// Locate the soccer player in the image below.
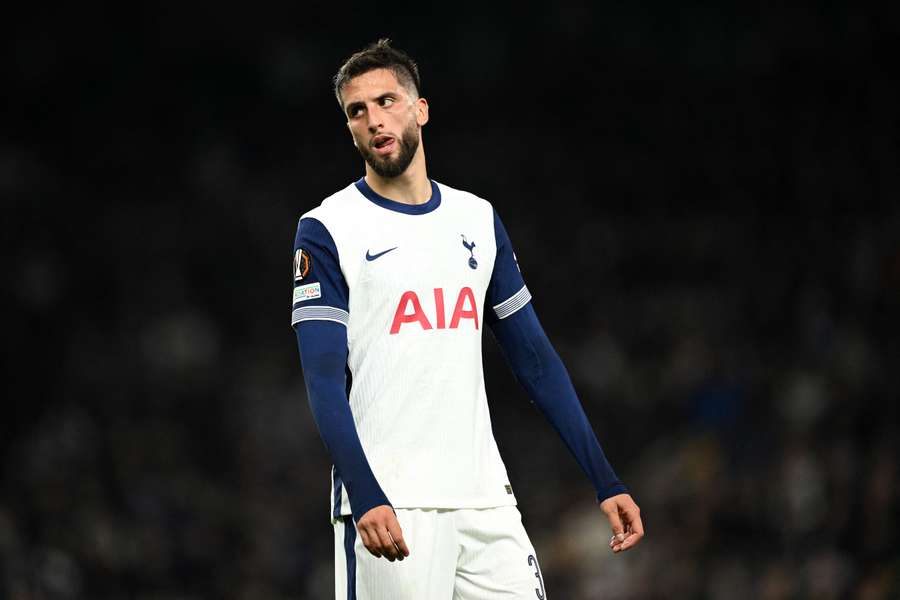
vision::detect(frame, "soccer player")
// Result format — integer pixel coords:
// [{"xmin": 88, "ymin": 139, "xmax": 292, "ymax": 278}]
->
[{"xmin": 292, "ymin": 39, "xmax": 643, "ymax": 599}]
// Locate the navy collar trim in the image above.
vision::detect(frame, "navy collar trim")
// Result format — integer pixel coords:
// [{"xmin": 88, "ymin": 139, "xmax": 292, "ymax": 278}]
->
[{"xmin": 355, "ymin": 177, "xmax": 441, "ymax": 215}]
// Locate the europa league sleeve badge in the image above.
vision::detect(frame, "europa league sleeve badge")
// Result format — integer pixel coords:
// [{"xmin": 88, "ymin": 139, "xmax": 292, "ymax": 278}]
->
[{"xmin": 294, "ymin": 248, "xmax": 312, "ymax": 282}]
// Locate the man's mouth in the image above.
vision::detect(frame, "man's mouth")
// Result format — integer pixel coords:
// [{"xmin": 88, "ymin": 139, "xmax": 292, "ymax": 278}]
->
[{"xmin": 372, "ymin": 135, "xmax": 396, "ymax": 155}]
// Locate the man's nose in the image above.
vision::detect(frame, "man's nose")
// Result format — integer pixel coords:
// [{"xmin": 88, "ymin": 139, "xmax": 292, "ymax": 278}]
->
[{"xmin": 366, "ymin": 106, "xmax": 384, "ymax": 132}]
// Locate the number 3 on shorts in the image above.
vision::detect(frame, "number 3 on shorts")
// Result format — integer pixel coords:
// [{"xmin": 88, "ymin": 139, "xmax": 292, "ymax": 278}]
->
[{"xmin": 528, "ymin": 554, "xmax": 546, "ymax": 599}]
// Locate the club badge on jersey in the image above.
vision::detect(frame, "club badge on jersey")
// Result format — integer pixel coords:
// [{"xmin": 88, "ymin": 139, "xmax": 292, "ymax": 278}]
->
[
  {"xmin": 461, "ymin": 234, "xmax": 477, "ymax": 269},
  {"xmin": 294, "ymin": 248, "xmax": 311, "ymax": 282}
]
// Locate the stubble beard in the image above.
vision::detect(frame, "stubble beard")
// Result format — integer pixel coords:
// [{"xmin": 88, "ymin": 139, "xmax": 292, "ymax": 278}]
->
[{"xmin": 358, "ymin": 120, "xmax": 420, "ymax": 179}]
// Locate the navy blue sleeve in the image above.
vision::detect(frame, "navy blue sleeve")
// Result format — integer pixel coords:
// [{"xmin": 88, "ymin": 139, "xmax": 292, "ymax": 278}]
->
[
  {"xmin": 296, "ymin": 321, "xmax": 391, "ymax": 521},
  {"xmin": 291, "ymin": 217, "xmax": 390, "ymax": 521},
  {"xmin": 485, "ymin": 209, "xmax": 531, "ymax": 324},
  {"xmin": 291, "ymin": 217, "xmax": 350, "ymax": 328},
  {"xmin": 487, "ymin": 220, "xmax": 628, "ymax": 503}
]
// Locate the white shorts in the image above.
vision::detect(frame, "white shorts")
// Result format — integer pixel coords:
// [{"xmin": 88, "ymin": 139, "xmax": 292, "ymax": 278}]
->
[{"xmin": 334, "ymin": 506, "xmax": 548, "ymax": 599}]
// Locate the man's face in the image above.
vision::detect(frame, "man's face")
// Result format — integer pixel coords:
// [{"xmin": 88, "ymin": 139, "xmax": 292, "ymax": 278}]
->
[{"xmin": 341, "ymin": 68, "xmax": 428, "ymax": 178}]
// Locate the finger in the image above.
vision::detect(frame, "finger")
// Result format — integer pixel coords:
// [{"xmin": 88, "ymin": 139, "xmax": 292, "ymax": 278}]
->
[
  {"xmin": 386, "ymin": 520, "xmax": 410, "ymax": 558},
  {"xmin": 613, "ymin": 506, "xmax": 643, "ymax": 552},
  {"xmin": 358, "ymin": 527, "xmax": 382, "ymax": 558},
  {"xmin": 375, "ymin": 527, "xmax": 399, "ymax": 561},
  {"xmin": 619, "ymin": 512, "xmax": 644, "ymax": 551},
  {"xmin": 605, "ymin": 504, "xmax": 625, "ymax": 539},
  {"xmin": 619, "ymin": 535, "xmax": 641, "ymax": 551},
  {"xmin": 626, "ymin": 507, "xmax": 644, "ymax": 536},
  {"xmin": 617, "ymin": 533, "xmax": 640, "ymax": 551},
  {"xmin": 387, "ymin": 532, "xmax": 405, "ymax": 561}
]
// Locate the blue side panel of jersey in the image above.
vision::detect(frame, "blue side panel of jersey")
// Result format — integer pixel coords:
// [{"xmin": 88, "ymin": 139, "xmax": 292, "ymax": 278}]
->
[
  {"xmin": 331, "ymin": 363, "xmax": 354, "ymax": 519},
  {"xmin": 485, "ymin": 209, "xmax": 528, "ymax": 324},
  {"xmin": 332, "ymin": 467, "xmax": 343, "ymax": 519},
  {"xmin": 292, "ymin": 217, "xmax": 350, "ymax": 324}
]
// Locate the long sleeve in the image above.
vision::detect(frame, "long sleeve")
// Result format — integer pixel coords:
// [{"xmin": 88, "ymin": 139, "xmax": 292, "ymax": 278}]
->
[
  {"xmin": 295, "ymin": 320, "xmax": 390, "ymax": 521},
  {"xmin": 291, "ymin": 216, "xmax": 390, "ymax": 521},
  {"xmin": 485, "ymin": 208, "xmax": 627, "ymax": 502},
  {"xmin": 489, "ymin": 304, "xmax": 627, "ymax": 502}
]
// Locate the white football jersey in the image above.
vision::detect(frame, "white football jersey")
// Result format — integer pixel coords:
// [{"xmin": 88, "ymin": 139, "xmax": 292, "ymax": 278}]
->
[{"xmin": 292, "ymin": 178, "xmax": 532, "ymax": 519}]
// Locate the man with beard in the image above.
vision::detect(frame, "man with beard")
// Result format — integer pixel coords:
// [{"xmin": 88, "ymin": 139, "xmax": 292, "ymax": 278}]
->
[{"xmin": 291, "ymin": 39, "xmax": 643, "ymax": 599}]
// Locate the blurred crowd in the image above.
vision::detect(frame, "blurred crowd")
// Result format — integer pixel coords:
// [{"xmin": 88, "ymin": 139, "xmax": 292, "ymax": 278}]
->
[{"xmin": 4, "ymin": 3, "xmax": 899, "ymax": 599}]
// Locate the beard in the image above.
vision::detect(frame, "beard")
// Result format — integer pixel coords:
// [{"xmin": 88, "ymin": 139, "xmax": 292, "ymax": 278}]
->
[{"xmin": 357, "ymin": 120, "xmax": 420, "ymax": 178}]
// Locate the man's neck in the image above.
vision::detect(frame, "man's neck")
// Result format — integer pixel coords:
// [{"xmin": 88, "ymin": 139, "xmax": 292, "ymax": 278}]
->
[{"xmin": 365, "ymin": 154, "xmax": 431, "ymax": 205}]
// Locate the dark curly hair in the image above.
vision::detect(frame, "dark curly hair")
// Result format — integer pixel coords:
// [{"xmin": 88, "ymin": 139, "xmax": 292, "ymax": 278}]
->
[{"xmin": 333, "ymin": 39, "xmax": 422, "ymax": 107}]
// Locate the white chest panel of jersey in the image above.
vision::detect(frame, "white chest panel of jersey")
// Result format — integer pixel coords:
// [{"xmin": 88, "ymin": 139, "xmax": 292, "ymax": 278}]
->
[{"xmin": 303, "ymin": 181, "xmax": 516, "ymax": 516}]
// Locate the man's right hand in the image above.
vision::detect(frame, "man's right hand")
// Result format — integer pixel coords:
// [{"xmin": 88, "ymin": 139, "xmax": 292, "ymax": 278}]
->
[{"xmin": 356, "ymin": 505, "xmax": 410, "ymax": 561}]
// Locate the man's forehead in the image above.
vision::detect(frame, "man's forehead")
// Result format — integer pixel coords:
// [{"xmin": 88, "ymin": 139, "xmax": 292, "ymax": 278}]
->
[{"xmin": 342, "ymin": 69, "xmax": 407, "ymax": 101}]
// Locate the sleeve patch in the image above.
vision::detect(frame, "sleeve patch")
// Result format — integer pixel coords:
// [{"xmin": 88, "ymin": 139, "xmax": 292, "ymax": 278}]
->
[
  {"xmin": 294, "ymin": 248, "xmax": 312, "ymax": 282},
  {"xmin": 293, "ymin": 282, "xmax": 322, "ymax": 303}
]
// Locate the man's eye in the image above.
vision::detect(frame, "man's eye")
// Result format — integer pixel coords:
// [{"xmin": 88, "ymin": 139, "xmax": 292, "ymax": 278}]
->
[
  {"xmin": 381, "ymin": 97, "xmax": 395, "ymax": 107},
  {"xmin": 349, "ymin": 106, "xmax": 363, "ymax": 117}
]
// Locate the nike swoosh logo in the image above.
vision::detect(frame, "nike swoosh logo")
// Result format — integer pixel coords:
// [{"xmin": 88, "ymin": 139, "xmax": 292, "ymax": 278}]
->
[{"xmin": 366, "ymin": 247, "xmax": 398, "ymax": 261}]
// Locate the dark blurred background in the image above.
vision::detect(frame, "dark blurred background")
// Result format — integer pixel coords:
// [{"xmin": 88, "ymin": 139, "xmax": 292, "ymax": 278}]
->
[{"xmin": 3, "ymin": 3, "xmax": 899, "ymax": 599}]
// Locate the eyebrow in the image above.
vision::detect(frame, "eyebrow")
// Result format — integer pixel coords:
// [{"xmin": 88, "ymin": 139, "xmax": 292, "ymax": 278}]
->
[{"xmin": 345, "ymin": 93, "xmax": 399, "ymax": 116}]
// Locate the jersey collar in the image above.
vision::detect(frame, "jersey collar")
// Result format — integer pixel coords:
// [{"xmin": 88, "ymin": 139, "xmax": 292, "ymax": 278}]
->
[{"xmin": 355, "ymin": 177, "xmax": 442, "ymax": 215}]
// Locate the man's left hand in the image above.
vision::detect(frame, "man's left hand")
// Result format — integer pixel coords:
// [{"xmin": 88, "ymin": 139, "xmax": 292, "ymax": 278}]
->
[{"xmin": 600, "ymin": 493, "xmax": 644, "ymax": 553}]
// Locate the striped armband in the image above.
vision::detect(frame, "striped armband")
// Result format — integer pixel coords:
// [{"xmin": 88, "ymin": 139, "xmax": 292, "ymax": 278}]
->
[
  {"xmin": 291, "ymin": 306, "xmax": 350, "ymax": 327},
  {"xmin": 492, "ymin": 285, "xmax": 532, "ymax": 320}
]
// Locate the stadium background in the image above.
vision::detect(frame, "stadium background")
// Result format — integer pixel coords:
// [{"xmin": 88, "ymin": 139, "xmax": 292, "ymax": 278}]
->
[{"xmin": 3, "ymin": 4, "xmax": 898, "ymax": 599}]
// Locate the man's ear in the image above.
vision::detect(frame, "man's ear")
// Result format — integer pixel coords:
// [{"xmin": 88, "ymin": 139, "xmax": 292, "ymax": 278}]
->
[{"xmin": 415, "ymin": 97, "xmax": 429, "ymax": 126}]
